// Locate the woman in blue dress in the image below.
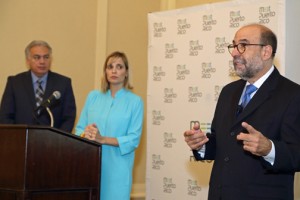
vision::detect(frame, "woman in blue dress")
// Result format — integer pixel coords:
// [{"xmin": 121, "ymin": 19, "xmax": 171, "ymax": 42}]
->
[{"xmin": 75, "ymin": 51, "xmax": 144, "ymax": 200}]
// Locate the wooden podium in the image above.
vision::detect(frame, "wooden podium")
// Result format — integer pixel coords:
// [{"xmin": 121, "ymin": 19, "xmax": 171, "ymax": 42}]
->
[{"xmin": 0, "ymin": 125, "xmax": 101, "ymax": 200}]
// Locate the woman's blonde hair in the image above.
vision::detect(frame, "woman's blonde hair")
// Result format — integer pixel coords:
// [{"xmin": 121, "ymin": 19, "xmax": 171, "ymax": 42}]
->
[{"xmin": 100, "ymin": 51, "xmax": 133, "ymax": 92}]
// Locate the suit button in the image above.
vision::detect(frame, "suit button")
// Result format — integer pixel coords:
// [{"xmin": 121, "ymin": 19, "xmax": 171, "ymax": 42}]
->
[
  {"xmin": 230, "ymin": 132, "xmax": 235, "ymax": 136},
  {"xmin": 224, "ymin": 157, "xmax": 230, "ymax": 162}
]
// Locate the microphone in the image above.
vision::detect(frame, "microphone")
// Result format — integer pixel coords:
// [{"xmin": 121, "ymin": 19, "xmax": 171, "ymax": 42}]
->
[
  {"xmin": 33, "ymin": 91, "xmax": 61, "ymax": 127},
  {"xmin": 35, "ymin": 91, "xmax": 61, "ymax": 113},
  {"xmin": 40, "ymin": 91, "xmax": 61, "ymax": 108},
  {"xmin": 34, "ymin": 91, "xmax": 61, "ymax": 127}
]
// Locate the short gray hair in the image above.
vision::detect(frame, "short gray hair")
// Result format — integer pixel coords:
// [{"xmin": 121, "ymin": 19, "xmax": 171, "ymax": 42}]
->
[{"xmin": 25, "ymin": 40, "xmax": 52, "ymax": 58}]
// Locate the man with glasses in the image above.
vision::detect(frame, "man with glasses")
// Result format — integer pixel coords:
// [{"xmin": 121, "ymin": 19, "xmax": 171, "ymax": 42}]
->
[
  {"xmin": 184, "ymin": 23, "xmax": 300, "ymax": 200},
  {"xmin": 0, "ymin": 40, "xmax": 76, "ymax": 132}
]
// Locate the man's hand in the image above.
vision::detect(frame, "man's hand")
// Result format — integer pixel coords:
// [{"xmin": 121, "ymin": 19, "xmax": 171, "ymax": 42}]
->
[
  {"xmin": 237, "ymin": 122, "xmax": 272, "ymax": 156},
  {"xmin": 184, "ymin": 122, "xmax": 209, "ymax": 150}
]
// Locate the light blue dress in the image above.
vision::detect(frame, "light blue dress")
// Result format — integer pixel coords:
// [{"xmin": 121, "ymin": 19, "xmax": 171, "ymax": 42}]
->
[{"xmin": 75, "ymin": 88, "xmax": 144, "ymax": 200}]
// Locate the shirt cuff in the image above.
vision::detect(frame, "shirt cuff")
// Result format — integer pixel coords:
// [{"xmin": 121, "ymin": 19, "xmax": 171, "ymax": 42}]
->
[
  {"xmin": 263, "ymin": 140, "xmax": 275, "ymax": 165},
  {"xmin": 197, "ymin": 144, "xmax": 206, "ymax": 158}
]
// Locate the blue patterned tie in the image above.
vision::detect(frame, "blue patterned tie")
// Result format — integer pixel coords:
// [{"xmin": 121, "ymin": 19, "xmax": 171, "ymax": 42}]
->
[
  {"xmin": 241, "ymin": 84, "xmax": 257, "ymax": 108},
  {"xmin": 35, "ymin": 79, "xmax": 44, "ymax": 107}
]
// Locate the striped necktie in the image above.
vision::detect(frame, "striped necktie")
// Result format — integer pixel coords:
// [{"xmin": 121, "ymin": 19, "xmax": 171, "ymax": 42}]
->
[{"xmin": 35, "ymin": 79, "xmax": 44, "ymax": 107}]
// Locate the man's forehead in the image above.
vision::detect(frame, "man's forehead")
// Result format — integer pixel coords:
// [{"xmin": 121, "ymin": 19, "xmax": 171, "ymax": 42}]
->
[
  {"xmin": 30, "ymin": 46, "xmax": 50, "ymax": 55},
  {"xmin": 30, "ymin": 45, "xmax": 49, "ymax": 51},
  {"xmin": 233, "ymin": 27, "xmax": 260, "ymax": 43}
]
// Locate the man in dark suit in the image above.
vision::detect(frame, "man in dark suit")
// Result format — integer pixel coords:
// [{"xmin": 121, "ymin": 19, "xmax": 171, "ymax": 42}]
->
[
  {"xmin": 184, "ymin": 24, "xmax": 300, "ymax": 200},
  {"xmin": 0, "ymin": 40, "xmax": 76, "ymax": 132}
]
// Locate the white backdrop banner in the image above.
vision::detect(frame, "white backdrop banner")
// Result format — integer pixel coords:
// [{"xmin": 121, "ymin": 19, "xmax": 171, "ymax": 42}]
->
[{"xmin": 146, "ymin": 0, "xmax": 285, "ymax": 199}]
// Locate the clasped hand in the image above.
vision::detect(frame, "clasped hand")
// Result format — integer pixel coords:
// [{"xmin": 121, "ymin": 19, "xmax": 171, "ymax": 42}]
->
[{"xmin": 84, "ymin": 123, "xmax": 101, "ymax": 141}]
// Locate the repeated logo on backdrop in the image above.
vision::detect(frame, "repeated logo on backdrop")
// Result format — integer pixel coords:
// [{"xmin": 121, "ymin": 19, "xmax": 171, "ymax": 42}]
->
[
  {"xmin": 176, "ymin": 65, "xmax": 190, "ymax": 80},
  {"xmin": 229, "ymin": 11, "xmax": 245, "ymax": 28},
  {"xmin": 164, "ymin": 88, "xmax": 177, "ymax": 103},
  {"xmin": 153, "ymin": 66, "xmax": 166, "ymax": 81},
  {"xmin": 202, "ymin": 14, "xmax": 217, "ymax": 31},
  {"xmin": 259, "ymin": 6, "xmax": 276, "ymax": 24},
  {"xmin": 187, "ymin": 179, "xmax": 202, "ymax": 196},
  {"xmin": 153, "ymin": 22, "xmax": 166, "ymax": 37},
  {"xmin": 152, "ymin": 110, "xmax": 165, "ymax": 125},
  {"xmin": 201, "ymin": 62, "xmax": 216, "ymax": 79},
  {"xmin": 163, "ymin": 177, "xmax": 176, "ymax": 193},
  {"xmin": 163, "ymin": 132, "xmax": 177, "ymax": 148},
  {"xmin": 165, "ymin": 43, "xmax": 178, "ymax": 58},
  {"xmin": 215, "ymin": 37, "xmax": 230, "ymax": 54},
  {"xmin": 188, "ymin": 87, "xmax": 202, "ymax": 103},
  {"xmin": 152, "ymin": 154, "xmax": 165, "ymax": 170},
  {"xmin": 177, "ymin": 18, "xmax": 191, "ymax": 35},
  {"xmin": 189, "ymin": 40, "xmax": 203, "ymax": 56}
]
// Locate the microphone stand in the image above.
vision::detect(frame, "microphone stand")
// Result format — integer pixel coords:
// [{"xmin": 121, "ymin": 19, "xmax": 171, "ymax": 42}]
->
[{"xmin": 45, "ymin": 106, "xmax": 54, "ymax": 127}]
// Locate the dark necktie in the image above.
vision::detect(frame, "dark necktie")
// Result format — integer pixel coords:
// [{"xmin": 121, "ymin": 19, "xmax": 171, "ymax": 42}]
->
[
  {"xmin": 241, "ymin": 84, "xmax": 257, "ymax": 108},
  {"xmin": 35, "ymin": 79, "xmax": 44, "ymax": 107}
]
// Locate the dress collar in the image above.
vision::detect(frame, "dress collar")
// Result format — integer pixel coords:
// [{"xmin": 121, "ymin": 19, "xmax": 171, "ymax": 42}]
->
[{"xmin": 107, "ymin": 88, "xmax": 126, "ymax": 98}]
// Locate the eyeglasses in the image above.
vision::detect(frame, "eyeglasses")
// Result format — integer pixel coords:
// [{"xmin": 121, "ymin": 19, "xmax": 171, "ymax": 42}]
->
[{"xmin": 227, "ymin": 43, "xmax": 266, "ymax": 55}]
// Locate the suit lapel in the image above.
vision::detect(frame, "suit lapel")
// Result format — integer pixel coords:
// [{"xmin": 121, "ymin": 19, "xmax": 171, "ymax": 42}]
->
[
  {"xmin": 233, "ymin": 68, "xmax": 280, "ymax": 127},
  {"xmin": 44, "ymin": 71, "xmax": 53, "ymax": 99},
  {"xmin": 229, "ymin": 81, "xmax": 245, "ymax": 122},
  {"xmin": 23, "ymin": 71, "xmax": 37, "ymax": 108}
]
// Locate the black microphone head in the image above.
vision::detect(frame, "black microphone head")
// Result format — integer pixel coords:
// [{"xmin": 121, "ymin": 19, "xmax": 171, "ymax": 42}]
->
[
  {"xmin": 53, "ymin": 91, "xmax": 61, "ymax": 100},
  {"xmin": 34, "ymin": 91, "xmax": 61, "ymax": 115}
]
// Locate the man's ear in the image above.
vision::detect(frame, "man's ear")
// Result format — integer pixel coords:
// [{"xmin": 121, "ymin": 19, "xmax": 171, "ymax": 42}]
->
[{"xmin": 262, "ymin": 45, "xmax": 273, "ymax": 60}]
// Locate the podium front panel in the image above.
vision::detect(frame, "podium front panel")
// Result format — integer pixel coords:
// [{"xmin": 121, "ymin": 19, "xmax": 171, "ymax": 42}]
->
[
  {"xmin": 0, "ymin": 125, "xmax": 101, "ymax": 200},
  {"xmin": 0, "ymin": 127, "xmax": 27, "ymax": 189},
  {"xmin": 26, "ymin": 128, "xmax": 100, "ymax": 189}
]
